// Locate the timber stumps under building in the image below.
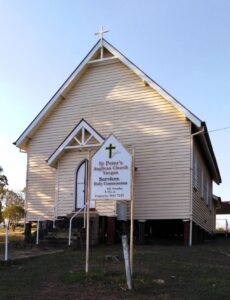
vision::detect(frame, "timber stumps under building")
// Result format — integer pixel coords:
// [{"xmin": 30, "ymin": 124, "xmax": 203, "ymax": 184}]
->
[{"xmin": 14, "ymin": 38, "xmax": 221, "ymax": 246}]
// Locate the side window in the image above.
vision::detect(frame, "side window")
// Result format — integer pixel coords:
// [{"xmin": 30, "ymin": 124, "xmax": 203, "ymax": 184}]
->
[
  {"xmin": 200, "ymin": 169, "xmax": 204, "ymax": 199},
  {"xmin": 193, "ymin": 154, "xmax": 198, "ymax": 190},
  {"xmin": 208, "ymin": 181, "xmax": 212, "ymax": 211},
  {"xmin": 209, "ymin": 194, "xmax": 212, "ymax": 211},
  {"xmin": 206, "ymin": 180, "xmax": 209, "ymax": 206},
  {"xmin": 75, "ymin": 160, "xmax": 88, "ymax": 210}
]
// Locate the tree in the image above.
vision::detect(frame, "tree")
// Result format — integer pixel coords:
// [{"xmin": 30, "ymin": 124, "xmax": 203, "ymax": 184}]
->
[
  {"xmin": 3, "ymin": 204, "xmax": 25, "ymax": 231},
  {"xmin": 0, "ymin": 167, "xmax": 25, "ymax": 225},
  {"xmin": 0, "ymin": 166, "xmax": 8, "ymax": 222},
  {"xmin": 0, "ymin": 166, "xmax": 8, "ymax": 196},
  {"xmin": 5, "ymin": 189, "xmax": 24, "ymax": 207}
]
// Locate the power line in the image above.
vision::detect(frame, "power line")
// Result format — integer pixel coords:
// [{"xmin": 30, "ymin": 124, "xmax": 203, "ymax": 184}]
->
[
  {"xmin": 124, "ymin": 125, "xmax": 230, "ymax": 146},
  {"xmin": 140, "ymin": 126, "xmax": 230, "ymax": 145},
  {"xmin": 208, "ymin": 126, "xmax": 230, "ymax": 133}
]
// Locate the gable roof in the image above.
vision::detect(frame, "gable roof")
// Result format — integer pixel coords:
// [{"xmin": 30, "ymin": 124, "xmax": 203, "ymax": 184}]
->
[
  {"xmin": 13, "ymin": 38, "xmax": 221, "ymax": 183},
  {"xmin": 14, "ymin": 38, "xmax": 202, "ymax": 150},
  {"xmin": 212, "ymin": 195, "xmax": 221, "ymax": 209},
  {"xmin": 47, "ymin": 119, "xmax": 104, "ymax": 167},
  {"xmin": 200, "ymin": 122, "xmax": 221, "ymax": 184}
]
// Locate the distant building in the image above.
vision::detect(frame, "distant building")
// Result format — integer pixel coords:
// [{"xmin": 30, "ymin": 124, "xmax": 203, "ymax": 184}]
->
[
  {"xmin": 216, "ymin": 200, "xmax": 229, "ymax": 233},
  {"xmin": 14, "ymin": 39, "xmax": 221, "ymax": 245}
]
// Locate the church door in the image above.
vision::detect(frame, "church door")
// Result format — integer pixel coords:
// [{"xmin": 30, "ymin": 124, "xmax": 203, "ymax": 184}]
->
[{"xmin": 75, "ymin": 159, "xmax": 95, "ymax": 210}]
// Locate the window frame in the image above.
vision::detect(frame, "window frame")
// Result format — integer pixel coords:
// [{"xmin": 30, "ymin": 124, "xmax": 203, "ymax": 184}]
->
[
  {"xmin": 193, "ymin": 153, "xmax": 198, "ymax": 191},
  {"xmin": 75, "ymin": 159, "xmax": 88, "ymax": 210}
]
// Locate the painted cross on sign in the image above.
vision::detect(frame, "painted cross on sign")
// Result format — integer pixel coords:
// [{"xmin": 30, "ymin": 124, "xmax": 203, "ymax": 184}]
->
[
  {"xmin": 106, "ymin": 143, "xmax": 116, "ymax": 158},
  {"xmin": 91, "ymin": 134, "xmax": 132, "ymax": 201}
]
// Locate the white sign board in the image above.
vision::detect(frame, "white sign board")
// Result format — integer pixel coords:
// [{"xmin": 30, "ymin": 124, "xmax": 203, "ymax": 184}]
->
[{"xmin": 91, "ymin": 134, "xmax": 132, "ymax": 201}]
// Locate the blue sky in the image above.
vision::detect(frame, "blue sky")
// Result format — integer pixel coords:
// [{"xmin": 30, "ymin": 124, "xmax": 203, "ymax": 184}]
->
[{"xmin": 0, "ymin": 0, "xmax": 230, "ymax": 199}]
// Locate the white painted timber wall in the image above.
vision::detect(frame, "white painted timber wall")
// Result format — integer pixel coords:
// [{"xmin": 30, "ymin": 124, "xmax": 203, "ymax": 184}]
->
[
  {"xmin": 192, "ymin": 141, "xmax": 215, "ymax": 232},
  {"xmin": 57, "ymin": 150, "xmax": 116, "ymax": 217},
  {"xmin": 26, "ymin": 60, "xmax": 191, "ymax": 221}
]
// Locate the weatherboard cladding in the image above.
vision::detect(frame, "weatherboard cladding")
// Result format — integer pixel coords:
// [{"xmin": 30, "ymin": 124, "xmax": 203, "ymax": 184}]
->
[
  {"xmin": 14, "ymin": 39, "xmax": 202, "ymax": 150},
  {"xmin": 192, "ymin": 141, "xmax": 215, "ymax": 232},
  {"xmin": 57, "ymin": 150, "xmax": 116, "ymax": 217},
  {"xmin": 15, "ymin": 39, "xmax": 221, "ymax": 183},
  {"xmin": 47, "ymin": 118, "xmax": 104, "ymax": 167},
  {"xmin": 25, "ymin": 59, "xmax": 191, "ymax": 221},
  {"xmin": 15, "ymin": 39, "xmax": 221, "ymax": 184}
]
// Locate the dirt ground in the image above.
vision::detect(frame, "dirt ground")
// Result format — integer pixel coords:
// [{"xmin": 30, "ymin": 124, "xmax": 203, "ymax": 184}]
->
[{"xmin": 1, "ymin": 238, "xmax": 230, "ymax": 299}]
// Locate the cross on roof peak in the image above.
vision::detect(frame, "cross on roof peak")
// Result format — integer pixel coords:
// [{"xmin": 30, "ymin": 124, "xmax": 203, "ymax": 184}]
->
[
  {"xmin": 94, "ymin": 26, "xmax": 110, "ymax": 59},
  {"xmin": 94, "ymin": 25, "xmax": 109, "ymax": 41}
]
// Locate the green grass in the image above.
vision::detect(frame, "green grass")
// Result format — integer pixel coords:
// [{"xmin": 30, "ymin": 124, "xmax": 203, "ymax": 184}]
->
[
  {"xmin": 0, "ymin": 229, "xmax": 24, "ymax": 244},
  {"xmin": 1, "ymin": 240, "xmax": 230, "ymax": 299}
]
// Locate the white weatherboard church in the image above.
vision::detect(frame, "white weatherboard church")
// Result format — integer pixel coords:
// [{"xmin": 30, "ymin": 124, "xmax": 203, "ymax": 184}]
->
[{"xmin": 15, "ymin": 33, "xmax": 221, "ymax": 245}]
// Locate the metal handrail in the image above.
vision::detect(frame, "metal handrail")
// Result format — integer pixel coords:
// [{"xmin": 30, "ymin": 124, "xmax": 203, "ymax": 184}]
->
[
  {"xmin": 35, "ymin": 204, "xmax": 86, "ymax": 246},
  {"xmin": 36, "ymin": 207, "xmax": 57, "ymax": 245},
  {"xmin": 68, "ymin": 206, "xmax": 86, "ymax": 246}
]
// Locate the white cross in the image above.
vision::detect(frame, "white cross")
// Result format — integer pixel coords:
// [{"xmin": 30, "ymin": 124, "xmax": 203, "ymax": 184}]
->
[
  {"xmin": 94, "ymin": 25, "xmax": 109, "ymax": 40},
  {"xmin": 95, "ymin": 26, "xmax": 109, "ymax": 59}
]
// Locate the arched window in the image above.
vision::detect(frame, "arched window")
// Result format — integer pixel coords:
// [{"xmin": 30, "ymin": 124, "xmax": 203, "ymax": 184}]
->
[{"xmin": 75, "ymin": 159, "xmax": 88, "ymax": 210}]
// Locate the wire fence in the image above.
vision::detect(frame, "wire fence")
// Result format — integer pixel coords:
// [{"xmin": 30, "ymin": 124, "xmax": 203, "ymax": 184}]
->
[{"xmin": 216, "ymin": 218, "xmax": 229, "ymax": 237}]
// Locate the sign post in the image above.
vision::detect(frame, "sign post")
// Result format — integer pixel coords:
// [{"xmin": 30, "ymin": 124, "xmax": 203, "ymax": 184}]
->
[
  {"xmin": 121, "ymin": 235, "xmax": 132, "ymax": 290},
  {"xmin": 130, "ymin": 148, "xmax": 135, "ymax": 275},
  {"xmin": 5, "ymin": 218, "xmax": 9, "ymax": 261},
  {"xmin": 89, "ymin": 134, "xmax": 134, "ymax": 288},
  {"xmin": 85, "ymin": 150, "xmax": 92, "ymax": 274}
]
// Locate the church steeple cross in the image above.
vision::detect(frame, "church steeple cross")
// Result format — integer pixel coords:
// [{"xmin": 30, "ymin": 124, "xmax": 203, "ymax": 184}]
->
[
  {"xmin": 95, "ymin": 25, "xmax": 109, "ymax": 40},
  {"xmin": 94, "ymin": 25, "xmax": 109, "ymax": 59}
]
